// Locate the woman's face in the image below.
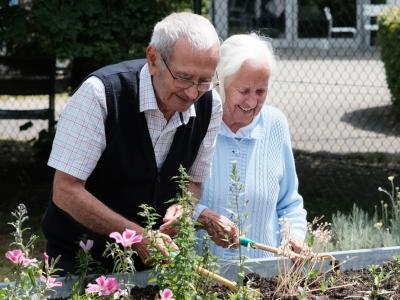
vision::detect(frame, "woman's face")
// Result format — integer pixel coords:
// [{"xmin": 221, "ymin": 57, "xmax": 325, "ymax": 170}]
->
[{"xmin": 223, "ymin": 61, "xmax": 270, "ymax": 133}]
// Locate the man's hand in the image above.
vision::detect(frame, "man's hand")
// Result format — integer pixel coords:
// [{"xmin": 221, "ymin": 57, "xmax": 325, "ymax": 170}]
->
[
  {"xmin": 159, "ymin": 204, "xmax": 183, "ymax": 237},
  {"xmin": 198, "ymin": 208, "xmax": 239, "ymax": 248},
  {"xmin": 133, "ymin": 231, "xmax": 179, "ymax": 264}
]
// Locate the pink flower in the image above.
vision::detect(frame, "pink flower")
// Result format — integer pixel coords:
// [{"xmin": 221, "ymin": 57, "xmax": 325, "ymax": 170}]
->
[
  {"xmin": 22, "ymin": 257, "xmax": 38, "ymax": 267},
  {"xmin": 5, "ymin": 249, "xmax": 24, "ymax": 265},
  {"xmin": 40, "ymin": 275, "xmax": 63, "ymax": 289},
  {"xmin": 5, "ymin": 249, "xmax": 37, "ymax": 267},
  {"xmin": 109, "ymin": 229, "xmax": 143, "ymax": 248},
  {"xmin": 79, "ymin": 239, "xmax": 94, "ymax": 253},
  {"xmin": 113, "ymin": 289, "xmax": 129, "ymax": 299},
  {"xmin": 86, "ymin": 282, "xmax": 101, "ymax": 294},
  {"xmin": 86, "ymin": 275, "xmax": 120, "ymax": 296},
  {"xmin": 44, "ymin": 252, "xmax": 49, "ymax": 264},
  {"xmin": 159, "ymin": 288, "xmax": 174, "ymax": 300}
]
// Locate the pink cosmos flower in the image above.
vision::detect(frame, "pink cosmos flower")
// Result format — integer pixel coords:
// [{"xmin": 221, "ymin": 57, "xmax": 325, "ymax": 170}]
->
[
  {"xmin": 5, "ymin": 249, "xmax": 37, "ymax": 267},
  {"xmin": 86, "ymin": 282, "xmax": 101, "ymax": 294},
  {"xmin": 86, "ymin": 275, "xmax": 120, "ymax": 296},
  {"xmin": 40, "ymin": 275, "xmax": 63, "ymax": 289},
  {"xmin": 79, "ymin": 239, "xmax": 94, "ymax": 253},
  {"xmin": 109, "ymin": 229, "xmax": 143, "ymax": 248},
  {"xmin": 159, "ymin": 288, "xmax": 174, "ymax": 300},
  {"xmin": 22, "ymin": 257, "xmax": 38, "ymax": 267},
  {"xmin": 5, "ymin": 249, "xmax": 24, "ymax": 265}
]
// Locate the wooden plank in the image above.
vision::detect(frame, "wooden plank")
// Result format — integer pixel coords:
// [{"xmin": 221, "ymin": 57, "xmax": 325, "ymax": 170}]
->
[
  {"xmin": 0, "ymin": 109, "xmax": 49, "ymax": 120},
  {"xmin": 0, "ymin": 57, "xmax": 56, "ymax": 132}
]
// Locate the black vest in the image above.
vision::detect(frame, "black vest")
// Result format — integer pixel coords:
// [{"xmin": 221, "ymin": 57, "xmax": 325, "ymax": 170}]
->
[{"xmin": 42, "ymin": 59, "xmax": 212, "ymax": 269}]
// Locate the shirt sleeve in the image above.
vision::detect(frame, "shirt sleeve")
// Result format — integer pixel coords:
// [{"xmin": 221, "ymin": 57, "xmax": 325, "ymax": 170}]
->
[
  {"xmin": 47, "ymin": 76, "xmax": 108, "ymax": 180},
  {"xmin": 188, "ymin": 89, "xmax": 223, "ymax": 183},
  {"xmin": 276, "ymin": 116, "xmax": 307, "ymax": 241}
]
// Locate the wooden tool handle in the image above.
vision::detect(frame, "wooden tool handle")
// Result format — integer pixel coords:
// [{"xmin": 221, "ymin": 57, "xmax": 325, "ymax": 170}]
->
[
  {"xmin": 254, "ymin": 242, "xmax": 305, "ymax": 259},
  {"xmin": 195, "ymin": 265, "xmax": 238, "ymax": 291}
]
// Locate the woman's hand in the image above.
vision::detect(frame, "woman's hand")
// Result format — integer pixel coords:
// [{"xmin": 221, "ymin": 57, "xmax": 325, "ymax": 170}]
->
[
  {"xmin": 289, "ymin": 239, "xmax": 308, "ymax": 254},
  {"xmin": 198, "ymin": 208, "xmax": 239, "ymax": 248}
]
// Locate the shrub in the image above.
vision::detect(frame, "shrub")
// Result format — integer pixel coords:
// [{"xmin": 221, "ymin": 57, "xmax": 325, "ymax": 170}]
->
[
  {"xmin": 313, "ymin": 176, "xmax": 400, "ymax": 252},
  {"xmin": 377, "ymin": 7, "xmax": 400, "ymax": 116},
  {"xmin": 0, "ymin": 0, "xmax": 193, "ymax": 88}
]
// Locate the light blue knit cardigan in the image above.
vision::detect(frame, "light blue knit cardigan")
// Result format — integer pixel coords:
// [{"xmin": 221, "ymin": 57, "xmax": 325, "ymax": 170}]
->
[{"xmin": 195, "ymin": 105, "xmax": 307, "ymax": 259}]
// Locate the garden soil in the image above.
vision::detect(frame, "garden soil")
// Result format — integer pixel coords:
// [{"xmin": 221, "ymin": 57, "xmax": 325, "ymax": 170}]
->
[{"xmin": 128, "ymin": 267, "xmax": 400, "ymax": 299}]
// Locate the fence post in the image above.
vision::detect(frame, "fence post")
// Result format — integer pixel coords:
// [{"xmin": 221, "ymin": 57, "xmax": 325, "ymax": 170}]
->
[
  {"xmin": 193, "ymin": 0, "xmax": 202, "ymax": 14},
  {"xmin": 48, "ymin": 58, "xmax": 56, "ymax": 136}
]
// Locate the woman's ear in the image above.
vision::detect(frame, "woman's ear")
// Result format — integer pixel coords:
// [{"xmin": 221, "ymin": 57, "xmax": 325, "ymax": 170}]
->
[{"xmin": 146, "ymin": 45, "xmax": 159, "ymax": 76}]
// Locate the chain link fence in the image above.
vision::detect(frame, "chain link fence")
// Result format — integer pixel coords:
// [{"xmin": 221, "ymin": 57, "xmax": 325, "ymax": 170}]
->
[
  {"xmin": 211, "ymin": 0, "xmax": 400, "ymax": 154},
  {"xmin": 209, "ymin": 0, "xmax": 400, "ymax": 216},
  {"xmin": 0, "ymin": 0, "xmax": 398, "ymax": 153}
]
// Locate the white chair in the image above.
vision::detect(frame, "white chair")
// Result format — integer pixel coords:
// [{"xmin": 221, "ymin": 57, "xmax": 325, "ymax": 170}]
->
[
  {"xmin": 363, "ymin": 4, "xmax": 394, "ymax": 46},
  {"xmin": 323, "ymin": 7, "xmax": 356, "ymax": 39},
  {"xmin": 363, "ymin": 4, "xmax": 390, "ymax": 31}
]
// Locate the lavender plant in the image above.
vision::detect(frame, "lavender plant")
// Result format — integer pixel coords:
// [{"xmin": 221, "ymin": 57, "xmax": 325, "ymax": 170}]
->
[{"xmin": 324, "ymin": 176, "xmax": 400, "ymax": 252}]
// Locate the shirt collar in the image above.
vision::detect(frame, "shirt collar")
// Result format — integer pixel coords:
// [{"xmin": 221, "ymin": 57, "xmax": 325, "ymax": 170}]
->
[
  {"xmin": 219, "ymin": 108, "xmax": 265, "ymax": 140},
  {"xmin": 139, "ymin": 63, "xmax": 196, "ymax": 124}
]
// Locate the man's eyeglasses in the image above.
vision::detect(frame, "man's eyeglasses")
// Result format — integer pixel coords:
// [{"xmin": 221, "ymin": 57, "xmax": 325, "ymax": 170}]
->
[{"xmin": 160, "ymin": 55, "xmax": 219, "ymax": 92}]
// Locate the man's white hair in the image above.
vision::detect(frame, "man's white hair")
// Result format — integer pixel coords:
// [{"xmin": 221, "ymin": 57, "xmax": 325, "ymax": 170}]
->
[
  {"xmin": 216, "ymin": 33, "xmax": 277, "ymax": 103},
  {"xmin": 150, "ymin": 12, "xmax": 220, "ymax": 61}
]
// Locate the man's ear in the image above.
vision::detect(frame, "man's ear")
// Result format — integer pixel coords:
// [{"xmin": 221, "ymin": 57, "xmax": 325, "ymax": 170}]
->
[{"xmin": 146, "ymin": 45, "xmax": 159, "ymax": 76}]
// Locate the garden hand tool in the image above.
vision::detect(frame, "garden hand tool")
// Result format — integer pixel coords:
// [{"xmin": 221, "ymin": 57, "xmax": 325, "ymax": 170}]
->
[
  {"xmin": 239, "ymin": 236, "xmax": 304, "ymax": 259},
  {"xmin": 170, "ymin": 252, "xmax": 237, "ymax": 291},
  {"xmin": 239, "ymin": 236, "xmax": 336, "ymax": 273},
  {"xmin": 195, "ymin": 265, "xmax": 238, "ymax": 291},
  {"xmin": 195, "ymin": 265, "xmax": 262, "ymax": 299}
]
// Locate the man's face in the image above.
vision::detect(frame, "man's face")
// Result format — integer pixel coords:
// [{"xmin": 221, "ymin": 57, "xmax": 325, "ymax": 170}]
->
[{"xmin": 147, "ymin": 38, "xmax": 219, "ymax": 119}]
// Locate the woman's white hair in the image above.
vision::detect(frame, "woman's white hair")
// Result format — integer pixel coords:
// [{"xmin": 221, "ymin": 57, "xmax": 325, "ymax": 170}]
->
[
  {"xmin": 150, "ymin": 12, "xmax": 220, "ymax": 61},
  {"xmin": 217, "ymin": 33, "xmax": 277, "ymax": 103}
]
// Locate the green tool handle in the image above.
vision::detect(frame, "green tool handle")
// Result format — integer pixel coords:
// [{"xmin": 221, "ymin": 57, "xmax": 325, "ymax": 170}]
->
[{"xmin": 239, "ymin": 236, "xmax": 256, "ymax": 248}]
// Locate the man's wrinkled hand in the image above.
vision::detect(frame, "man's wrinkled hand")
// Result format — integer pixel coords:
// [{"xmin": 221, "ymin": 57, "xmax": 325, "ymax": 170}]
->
[
  {"xmin": 160, "ymin": 204, "xmax": 183, "ymax": 237},
  {"xmin": 198, "ymin": 208, "xmax": 239, "ymax": 248},
  {"xmin": 133, "ymin": 231, "xmax": 179, "ymax": 265}
]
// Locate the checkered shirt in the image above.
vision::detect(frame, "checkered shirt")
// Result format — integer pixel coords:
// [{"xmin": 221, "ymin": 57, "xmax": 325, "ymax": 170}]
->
[{"xmin": 48, "ymin": 63, "xmax": 222, "ymax": 183}]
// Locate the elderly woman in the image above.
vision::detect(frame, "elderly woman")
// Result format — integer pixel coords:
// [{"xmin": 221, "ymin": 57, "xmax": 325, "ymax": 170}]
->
[{"xmin": 194, "ymin": 33, "xmax": 307, "ymax": 259}]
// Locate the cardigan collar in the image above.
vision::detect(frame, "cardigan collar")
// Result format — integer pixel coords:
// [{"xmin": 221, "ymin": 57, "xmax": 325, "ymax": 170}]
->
[{"xmin": 219, "ymin": 107, "xmax": 266, "ymax": 140}]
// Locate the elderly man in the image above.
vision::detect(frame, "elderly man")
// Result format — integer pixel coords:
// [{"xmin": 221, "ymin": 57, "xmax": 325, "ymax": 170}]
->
[{"xmin": 42, "ymin": 12, "xmax": 238, "ymax": 274}]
